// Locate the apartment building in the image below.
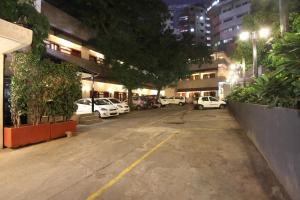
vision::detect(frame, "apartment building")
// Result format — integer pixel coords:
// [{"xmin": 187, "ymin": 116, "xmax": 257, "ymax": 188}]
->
[
  {"xmin": 165, "ymin": 52, "xmax": 232, "ymax": 101},
  {"xmin": 208, "ymin": 0, "xmax": 251, "ymax": 54},
  {"xmin": 168, "ymin": 4, "xmax": 211, "ymax": 46},
  {"xmin": 40, "ymin": 1, "xmax": 162, "ymax": 101}
]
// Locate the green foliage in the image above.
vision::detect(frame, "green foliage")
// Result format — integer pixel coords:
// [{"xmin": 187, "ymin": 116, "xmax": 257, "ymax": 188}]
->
[
  {"xmin": 228, "ymin": 14, "xmax": 300, "ymax": 109},
  {"xmin": 9, "ymin": 53, "xmax": 81, "ymax": 127},
  {"xmin": 0, "ymin": 0, "xmax": 49, "ymax": 56},
  {"xmin": 46, "ymin": 0, "xmax": 211, "ymax": 103}
]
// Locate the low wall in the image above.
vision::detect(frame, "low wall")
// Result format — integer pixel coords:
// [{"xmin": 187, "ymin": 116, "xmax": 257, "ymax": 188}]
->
[{"xmin": 228, "ymin": 102, "xmax": 300, "ymax": 200}]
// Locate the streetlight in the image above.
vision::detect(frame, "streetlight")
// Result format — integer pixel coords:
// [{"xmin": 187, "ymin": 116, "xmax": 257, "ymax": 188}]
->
[{"xmin": 239, "ymin": 27, "xmax": 271, "ymax": 78}]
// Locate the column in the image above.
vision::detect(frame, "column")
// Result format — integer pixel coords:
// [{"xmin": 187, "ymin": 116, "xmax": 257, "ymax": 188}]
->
[{"xmin": 0, "ymin": 54, "xmax": 4, "ymax": 148}]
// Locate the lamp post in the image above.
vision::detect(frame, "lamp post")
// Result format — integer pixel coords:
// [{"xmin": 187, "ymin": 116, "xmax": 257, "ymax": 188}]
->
[
  {"xmin": 239, "ymin": 28, "xmax": 271, "ymax": 78},
  {"xmin": 91, "ymin": 74, "xmax": 95, "ymax": 113}
]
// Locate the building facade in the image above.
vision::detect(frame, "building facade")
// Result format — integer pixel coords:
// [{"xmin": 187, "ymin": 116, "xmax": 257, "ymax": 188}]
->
[
  {"xmin": 168, "ymin": 4, "xmax": 211, "ymax": 46},
  {"xmin": 208, "ymin": 0, "xmax": 251, "ymax": 54},
  {"xmin": 41, "ymin": 1, "xmax": 163, "ymax": 101},
  {"xmin": 165, "ymin": 52, "xmax": 232, "ymax": 102}
]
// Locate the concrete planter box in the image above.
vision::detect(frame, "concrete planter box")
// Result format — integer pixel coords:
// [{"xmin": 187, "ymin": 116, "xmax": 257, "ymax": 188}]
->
[
  {"xmin": 4, "ymin": 123, "xmax": 51, "ymax": 148},
  {"xmin": 228, "ymin": 102, "xmax": 300, "ymax": 200},
  {"xmin": 50, "ymin": 120, "xmax": 76, "ymax": 139}
]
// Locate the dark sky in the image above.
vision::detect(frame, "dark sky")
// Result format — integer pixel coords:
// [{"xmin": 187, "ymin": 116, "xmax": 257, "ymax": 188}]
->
[{"xmin": 163, "ymin": 0, "xmax": 211, "ymax": 6}]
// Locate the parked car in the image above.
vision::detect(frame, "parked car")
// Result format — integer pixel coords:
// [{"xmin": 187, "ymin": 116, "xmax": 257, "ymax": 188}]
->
[
  {"xmin": 158, "ymin": 96, "xmax": 170, "ymax": 107},
  {"xmin": 128, "ymin": 96, "xmax": 148, "ymax": 110},
  {"xmin": 76, "ymin": 98, "xmax": 119, "ymax": 118},
  {"xmin": 104, "ymin": 98, "xmax": 130, "ymax": 114},
  {"xmin": 193, "ymin": 96, "xmax": 226, "ymax": 110},
  {"xmin": 163, "ymin": 96, "xmax": 186, "ymax": 106}
]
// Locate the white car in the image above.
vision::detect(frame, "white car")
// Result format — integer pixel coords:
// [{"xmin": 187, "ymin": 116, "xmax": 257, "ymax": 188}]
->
[
  {"xmin": 164, "ymin": 96, "xmax": 186, "ymax": 106},
  {"xmin": 76, "ymin": 98, "xmax": 119, "ymax": 118},
  {"xmin": 102, "ymin": 98, "xmax": 130, "ymax": 114},
  {"xmin": 158, "ymin": 97, "xmax": 170, "ymax": 107},
  {"xmin": 193, "ymin": 96, "xmax": 226, "ymax": 110}
]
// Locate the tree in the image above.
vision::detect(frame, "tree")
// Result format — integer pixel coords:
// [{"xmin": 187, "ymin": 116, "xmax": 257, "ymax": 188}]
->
[
  {"xmin": 0, "ymin": 0, "xmax": 49, "ymax": 56},
  {"xmin": 232, "ymin": 0, "xmax": 300, "ymax": 68},
  {"xmin": 146, "ymin": 31, "xmax": 211, "ymax": 99}
]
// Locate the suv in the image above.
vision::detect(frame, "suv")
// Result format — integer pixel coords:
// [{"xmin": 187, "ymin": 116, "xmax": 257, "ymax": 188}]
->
[
  {"xmin": 193, "ymin": 96, "xmax": 226, "ymax": 110},
  {"xmin": 164, "ymin": 96, "xmax": 186, "ymax": 106},
  {"xmin": 158, "ymin": 96, "xmax": 169, "ymax": 107}
]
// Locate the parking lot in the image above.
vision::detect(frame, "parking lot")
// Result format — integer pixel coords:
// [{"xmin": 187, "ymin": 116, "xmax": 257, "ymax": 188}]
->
[{"xmin": 0, "ymin": 105, "xmax": 289, "ymax": 200}]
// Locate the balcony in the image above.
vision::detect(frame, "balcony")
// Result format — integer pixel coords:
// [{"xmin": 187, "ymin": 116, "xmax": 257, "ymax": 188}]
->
[
  {"xmin": 46, "ymin": 48, "xmax": 107, "ymax": 76},
  {"xmin": 177, "ymin": 77, "xmax": 226, "ymax": 92}
]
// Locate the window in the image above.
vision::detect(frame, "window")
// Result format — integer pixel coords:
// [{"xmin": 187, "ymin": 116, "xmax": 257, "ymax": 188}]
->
[
  {"xmin": 194, "ymin": 75, "xmax": 200, "ymax": 80},
  {"xmin": 94, "ymin": 99, "xmax": 110, "ymax": 105},
  {"xmin": 203, "ymin": 73, "xmax": 216, "ymax": 79},
  {"xmin": 237, "ymin": 12, "xmax": 248, "ymax": 18},
  {"xmin": 77, "ymin": 99, "xmax": 85, "ymax": 105},
  {"xmin": 109, "ymin": 98, "xmax": 121, "ymax": 104},
  {"xmin": 242, "ymin": 1, "xmax": 248, "ymax": 5},
  {"xmin": 85, "ymin": 100, "xmax": 91, "ymax": 105},
  {"xmin": 71, "ymin": 49, "xmax": 81, "ymax": 58},
  {"xmin": 202, "ymin": 97, "xmax": 209, "ymax": 101},
  {"xmin": 223, "ymin": 17, "xmax": 233, "ymax": 23},
  {"xmin": 209, "ymin": 97, "xmax": 218, "ymax": 101}
]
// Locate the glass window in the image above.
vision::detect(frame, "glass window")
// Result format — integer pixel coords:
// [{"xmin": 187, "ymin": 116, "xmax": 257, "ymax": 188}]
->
[
  {"xmin": 85, "ymin": 100, "xmax": 91, "ymax": 105},
  {"xmin": 109, "ymin": 98, "xmax": 121, "ymax": 104},
  {"xmin": 209, "ymin": 97, "xmax": 218, "ymax": 101},
  {"xmin": 77, "ymin": 99, "xmax": 85, "ymax": 104},
  {"xmin": 202, "ymin": 97, "xmax": 209, "ymax": 101},
  {"xmin": 94, "ymin": 99, "xmax": 109, "ymax": 105}
]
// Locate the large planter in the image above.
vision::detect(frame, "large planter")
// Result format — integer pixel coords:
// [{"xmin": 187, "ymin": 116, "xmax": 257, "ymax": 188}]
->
[
  {"xmin": 4, "ymin": 123, "xmax": 51, "ymax": 148},
  {"xmin": 50, "ymin": 120, "xmax": 77, "ymax": 139}
]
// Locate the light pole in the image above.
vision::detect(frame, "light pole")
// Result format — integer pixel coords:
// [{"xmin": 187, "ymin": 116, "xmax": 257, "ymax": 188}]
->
[
  {"xmin": 239, "ymin": 28, "xmax": 271, "ymax": 78},
  {"xmin": 279, "ymin": 0, "xmax": 288, "ymax": 36}
]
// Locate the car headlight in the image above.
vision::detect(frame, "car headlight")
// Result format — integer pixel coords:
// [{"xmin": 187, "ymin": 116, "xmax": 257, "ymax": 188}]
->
[
  {"xmin": 117, "ymin": 105, "xmax": 123, "ymax": 108},
  {"xmin": 101, "ymin": 108, "xmax": 108, "ymax": 111}
]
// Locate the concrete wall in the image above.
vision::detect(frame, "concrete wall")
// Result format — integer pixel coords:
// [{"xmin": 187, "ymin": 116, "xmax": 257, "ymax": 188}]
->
[
  {"xmin": 228, "ymin": 102, "xmax": 300, "ymax": 200},
  {"xmin": 41, "ymin": 1, "xmax": 96, "ymax": 41}
]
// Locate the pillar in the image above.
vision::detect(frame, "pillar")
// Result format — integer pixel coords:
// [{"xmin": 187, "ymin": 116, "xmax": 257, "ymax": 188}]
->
[{"xmin": 0, "ymin": 54, "xmax": 4, "ymax": 148}]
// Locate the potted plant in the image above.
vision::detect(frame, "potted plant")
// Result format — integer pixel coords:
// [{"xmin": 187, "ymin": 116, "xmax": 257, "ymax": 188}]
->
[
  {"xmin": 4, "ymin": 53, "xmax": 51, "ymax": 148},
  {"xmin": 4, "ymin": 53, "xmax": 81, "ymax": 148}
]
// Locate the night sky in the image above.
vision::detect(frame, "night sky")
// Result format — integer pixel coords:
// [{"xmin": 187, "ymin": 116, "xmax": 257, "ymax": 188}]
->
[{"xmin": 163, "ymin": 0, "xmax": 211, "ymax": 6}]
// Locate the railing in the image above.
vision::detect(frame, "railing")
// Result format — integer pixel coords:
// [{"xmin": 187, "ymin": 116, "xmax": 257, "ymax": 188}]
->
[
  {"xmin": 46, "ymin": 48, "xmax": 106, "ymax": 75},
  {"xmin": 177, "ymin": 77, "xmax": 225, "ymax": 90}
]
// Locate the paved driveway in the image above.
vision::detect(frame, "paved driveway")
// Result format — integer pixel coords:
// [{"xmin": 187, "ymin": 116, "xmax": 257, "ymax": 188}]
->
[{"xmin": 0, "ymin": 106, "xmax": 289, "ymax": 200}]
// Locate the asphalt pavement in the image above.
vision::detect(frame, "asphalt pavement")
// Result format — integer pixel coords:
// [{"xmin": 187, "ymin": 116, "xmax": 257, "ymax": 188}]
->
[{"xmin": 0, "ymin": 105, "xmax": 290, "ymax": 200}]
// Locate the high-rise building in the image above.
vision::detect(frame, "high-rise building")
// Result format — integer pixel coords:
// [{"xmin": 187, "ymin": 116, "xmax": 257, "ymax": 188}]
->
[
  {"xmin": 207, "ymin": 0, "xmax": 251, "ymax": 54},
  {"xmin": 168, "ymin": 4, "xmax": 211, "ymax": 46}
]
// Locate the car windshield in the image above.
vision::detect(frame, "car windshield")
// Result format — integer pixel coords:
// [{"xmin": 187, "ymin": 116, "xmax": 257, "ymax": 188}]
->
[
  {"xmin": 94, "ymin": 99, "xmax": 110, "ymax": 105},
  {"xmin": 109, "ymin": 98, "xmax": 121, "ymax": 104}
]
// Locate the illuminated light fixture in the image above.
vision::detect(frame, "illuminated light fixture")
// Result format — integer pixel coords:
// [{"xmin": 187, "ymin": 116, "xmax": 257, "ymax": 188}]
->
[
  {"xmin": 259, "ymin": 27, "xmax": 271, "ymax": 38},
  {"xmin": 190, "ymin": 28, "xmax": 195, "ymax": 32},
  {"xmin": 48, "ymin": 34, "xmax": 81, "ymax": 49},
  {"xmin": 89, "ymin": 50, "xmax": 105, "ymax": 59},
  {"xmin": 239, "ymin": 31, "xmax": 250, "ymax": 41}
]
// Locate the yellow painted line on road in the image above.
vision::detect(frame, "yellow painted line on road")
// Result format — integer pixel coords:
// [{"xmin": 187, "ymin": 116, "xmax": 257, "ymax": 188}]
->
[{"xmin": 86, "ymin": 133, "xmax": 176, "ymax": 200}]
